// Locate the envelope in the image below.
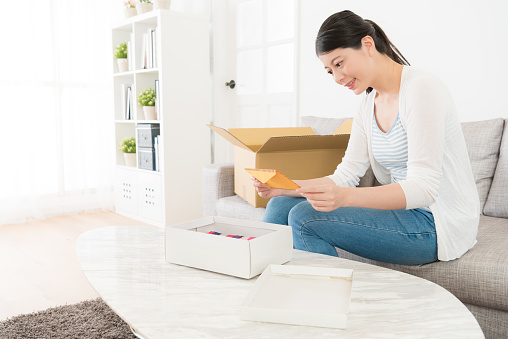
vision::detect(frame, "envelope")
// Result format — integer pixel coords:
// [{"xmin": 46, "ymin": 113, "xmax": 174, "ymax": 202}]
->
[{"xmin": 245, "ymin": 168, "xmax": 300, "ymax": 190}]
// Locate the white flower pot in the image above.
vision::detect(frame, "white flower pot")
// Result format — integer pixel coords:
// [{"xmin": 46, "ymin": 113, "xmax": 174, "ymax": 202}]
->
[
  {"xmin": 123, "ymin": 7, "xmax": 137, "ymax": 18},
  {"xmin": 137, "ymin": 3, "xmax": 154, "ymax": 15},
  {"xmin": 154, "ymin": 0, "xmax": 171, "ymax": 10},
  {"xmin": 116, "ymin": 58, "xmax": 129, "ymax": 73},
  {"xmin": 142, "ymin": 106, "xmax": 157, "ymax": 120},
  {"xmin": 124, "ymin": 153, "xmax": 137, "ymax": 167}
]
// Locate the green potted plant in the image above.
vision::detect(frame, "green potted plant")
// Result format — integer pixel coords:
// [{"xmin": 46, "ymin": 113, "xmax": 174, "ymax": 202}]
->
[
  {"xmin": 120, "ymin": 137, "xmax": 136, "ymax": 167},
  {"xmin": 138, "ymin": 87, "xmax": 157, "ymax": 120},
  {"xmin": 114, "ymin": 41, "xmax": 129, "ymax": 73},
  {"xmin": 137, "ymin": 0, "xmax": 153, "ymax": 14},
  {"xmin": 122, "ymin": 0, "xmax": 137, "ymax": 18}
]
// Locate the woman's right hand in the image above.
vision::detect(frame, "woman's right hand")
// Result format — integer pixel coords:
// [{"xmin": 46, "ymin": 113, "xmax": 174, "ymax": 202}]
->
[{"xmin": 252, "ymin": 177, "xmax": 284, "ymax": 199}]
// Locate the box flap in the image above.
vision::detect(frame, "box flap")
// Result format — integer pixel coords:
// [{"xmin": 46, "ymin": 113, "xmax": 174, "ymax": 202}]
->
[
  {"xmin": 228, "ymin": 127, "xmax": 315, "ymax": 152},
  {"xmin": 207, "ymin": 124, "xmax": 252, "ymax": 152},
  {"xmin": 257, "ymin": 134, "xmax": 350, "ymax": 153},
  {"xmin": 332, "ymin": 119, "xmax": 353, "ymax": 135}
]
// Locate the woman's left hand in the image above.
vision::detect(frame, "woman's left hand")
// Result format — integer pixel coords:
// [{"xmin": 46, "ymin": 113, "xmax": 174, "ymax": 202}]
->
[{"xmin": 296, "ymin": 185, "xmax": 346, "ymax": 212}]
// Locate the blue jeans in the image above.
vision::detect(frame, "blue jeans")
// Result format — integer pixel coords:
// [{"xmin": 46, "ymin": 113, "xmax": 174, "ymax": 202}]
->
[{"xmin": 262, "ymin": 196, "xmax": 438, "ymax": 265}]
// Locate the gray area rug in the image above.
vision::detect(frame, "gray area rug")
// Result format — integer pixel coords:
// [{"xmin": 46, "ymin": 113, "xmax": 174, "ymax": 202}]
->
[{"xmin": 0, "ymin": 298, "xmax": 134, "ymax": 339}]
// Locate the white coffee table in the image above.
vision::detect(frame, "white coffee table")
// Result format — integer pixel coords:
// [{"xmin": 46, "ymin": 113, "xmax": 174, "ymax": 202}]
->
[{"xmin": 76, "ymin": 226, "xmax": 484, "ymax": 338}]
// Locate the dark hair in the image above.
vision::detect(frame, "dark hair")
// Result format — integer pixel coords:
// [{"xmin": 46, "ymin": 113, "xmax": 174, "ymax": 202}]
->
[{"xmin": 316, "ymin": 10, "xmax": 410, "ymax": 94}]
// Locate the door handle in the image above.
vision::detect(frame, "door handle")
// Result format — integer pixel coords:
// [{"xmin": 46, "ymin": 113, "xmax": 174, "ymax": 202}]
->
[{"xmin": 225, "ymin": 80, "xmax": 236, "ymax": 89}]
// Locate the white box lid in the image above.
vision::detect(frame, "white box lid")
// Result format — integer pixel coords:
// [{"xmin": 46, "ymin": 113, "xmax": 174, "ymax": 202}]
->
[{"xmin": 239, "ymin": 264, "xmax": 353, "ymax": 329}]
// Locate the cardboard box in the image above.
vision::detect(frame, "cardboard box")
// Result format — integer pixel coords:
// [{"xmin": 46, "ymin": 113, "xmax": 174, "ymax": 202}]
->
[
  {"xmin": 208, "ymin": 120, "xmax": 352, "ymax": 207},
  {"xmin": 165, "ymin": 216, "xmax": 293, "ymax": 279},
  {"xmin": 239, "ymin": 264, "xmax": 354, "ymax": 329}
]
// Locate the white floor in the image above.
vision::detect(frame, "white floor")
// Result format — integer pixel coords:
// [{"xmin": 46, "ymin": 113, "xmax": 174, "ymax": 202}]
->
[{"xmin": 0, "ymin": 211, "xmax": 151, "ymax": 321}]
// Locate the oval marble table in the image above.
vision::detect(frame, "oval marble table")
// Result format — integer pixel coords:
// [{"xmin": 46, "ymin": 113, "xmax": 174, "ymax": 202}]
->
[{"xmin": 76, "ymin": 226, "xmax": 484, "ymax": 339}]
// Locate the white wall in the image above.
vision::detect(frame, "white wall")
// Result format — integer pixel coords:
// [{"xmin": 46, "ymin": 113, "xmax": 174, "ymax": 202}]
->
[{"xmin": 298, "ymin": 0, "xmax": 508, "ymax": 122}]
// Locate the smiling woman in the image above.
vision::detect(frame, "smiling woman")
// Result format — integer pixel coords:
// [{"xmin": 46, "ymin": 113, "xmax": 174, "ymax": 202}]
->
[
  {"xmin": 315, "ymin": 10, "xmax": 410, "ymax": 95},
  {"xmin": 256, "ymin": 9, "xmax": 480, "ymax": 266}
]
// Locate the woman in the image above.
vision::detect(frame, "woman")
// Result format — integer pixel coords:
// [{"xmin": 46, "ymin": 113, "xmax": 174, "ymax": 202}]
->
[{"xmin": 253, "ymin": 10, "xmax": 479, "ymax": 265}]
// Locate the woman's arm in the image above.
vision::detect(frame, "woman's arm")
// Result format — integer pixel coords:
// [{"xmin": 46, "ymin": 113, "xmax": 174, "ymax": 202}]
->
[
  {"xmin": 297, "ymin": 182, "xmax": 406, "ymax": 212},
  {"xmin": 253, "ymin": 177, "xmax": 335, "ymax": 198}
]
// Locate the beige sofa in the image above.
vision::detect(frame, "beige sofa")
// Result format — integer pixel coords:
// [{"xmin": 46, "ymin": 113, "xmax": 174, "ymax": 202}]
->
[{"xmin": 203, "ymin": 117, "xmax": 508, "ymax": 338}]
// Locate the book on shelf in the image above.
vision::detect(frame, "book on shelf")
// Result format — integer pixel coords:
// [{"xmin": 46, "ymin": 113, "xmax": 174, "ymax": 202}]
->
[
  {"xmin": 155, "ymin": 80, "xmax": 159, "ymax": 120},
  {"xmin": 150, "ymin": 28, "xmax": 156, "ymax": 68},
  {"xmin": 146, "ymin": 29, "xmax": 151, "ymax": 68},
  {"xmin": 141, "ymin": 33, "xmax": 147, "ymax": 69},
  {"xmin": 154, "ymin": 135, "xmax": 159, "ymax": 172},
  {"xmin": 126, "ymin": 86, "xmax": 132, "ymax": 120},
  {"xmin": 121, "ymin": 84, "xmax": 128, "ymax": 119},
  {"xmin": 154, "ymin": 27, "xmax": 160, "ymax": 68},
  {"xmin": 127, "ymin": 33, "xmax": 134, "ymax": 71},
  {"xmin": 120, "ymin": 83, "xmax": 133, "ymax": 120},
  {"xmin": 141, "ymin": 28, "xmax": 157, "ymax": 69}
]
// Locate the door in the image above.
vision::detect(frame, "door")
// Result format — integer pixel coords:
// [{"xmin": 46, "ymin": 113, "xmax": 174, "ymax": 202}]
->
[{"xmin": 212, "ymin": 0, "xmax": 299, "ymax": 163}]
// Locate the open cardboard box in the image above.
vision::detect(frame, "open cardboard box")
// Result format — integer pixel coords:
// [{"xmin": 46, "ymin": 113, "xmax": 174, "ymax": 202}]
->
[
  {"xmin": 208, "ymin": 120, "xmax": 353, "ymax": 207},
  {"xmin": 240, "ymin": 264, "xmax": 354, "ymax": 329},
  {"xmin": 165, "ymin": 216, "xmax": 293, "ymax": 279}
]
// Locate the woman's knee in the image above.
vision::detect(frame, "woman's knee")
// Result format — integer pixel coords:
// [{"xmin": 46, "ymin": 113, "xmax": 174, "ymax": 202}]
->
[
  {"xmin": 263, "ymin": 196, "xmax": 304, "ymax": 225},
  {"xmin": 288, "ymin": 201, "xmax": 316, "ymax": 226},
  {"xmin": 265, "ymin": 196, "xmax": 289, "ymax": 210}
]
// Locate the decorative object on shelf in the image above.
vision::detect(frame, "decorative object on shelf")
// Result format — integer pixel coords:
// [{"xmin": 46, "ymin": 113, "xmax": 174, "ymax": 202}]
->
[
  {"xmin": 122, "ymin": 0, "xmax": 137, "ymax": 18},
  {"xmin": 138, "ymin": 88, "xmax": 157, "ymax": 120},
  {"xmin": 120, "ymin": 137, "xmax": 137, "ymax": 167},
  {"xmin": 114, "ymin": 42, "xmax": 129, "ymax": 73},
  {"xmin": 154, "ymin": 0, "xmax": 171, "ymax": 10},
  {"xmin": 136, "ymin": 0, "xmax": 153, "ymax": 15}
]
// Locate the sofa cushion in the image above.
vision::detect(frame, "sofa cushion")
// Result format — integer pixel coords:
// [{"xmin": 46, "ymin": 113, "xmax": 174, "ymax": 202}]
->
[
  {"xmin": 335, "ymin": 215, "xmax": 508, "ymax": 312},
  {"xmin": 300, "ymin": 116, "xmax": 351, "ymax": 135},
  {"xmin": 484, "ymin": 119, "xmax": 508, "ymax": 218},
  {"xmin": 461, "ymin": 118, "xmax": 504, "ymax": 212},
  {"xmin": 216, "ymin": 195, "xmax": 265, "ymax": 221}
]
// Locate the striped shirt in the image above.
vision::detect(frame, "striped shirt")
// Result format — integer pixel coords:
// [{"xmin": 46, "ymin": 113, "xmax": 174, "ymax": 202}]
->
[{"xmin": 372, "ymin": 112, "xmax": 430, "ymax": 212}]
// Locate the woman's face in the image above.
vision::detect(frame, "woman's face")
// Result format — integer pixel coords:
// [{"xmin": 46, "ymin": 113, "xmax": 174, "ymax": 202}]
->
[{"xmin": 318, "ymin": 38, "xmax": 374, "ymax": 95}]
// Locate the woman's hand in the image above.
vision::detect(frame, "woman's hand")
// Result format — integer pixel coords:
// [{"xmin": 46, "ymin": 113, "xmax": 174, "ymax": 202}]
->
[
  {"xmin": 252, "ymin": 178, "xmax": 284, "ymax": 199},
  {"xmin": 296, "ymin": 185, "xmax": 347, "ymax": 212}
]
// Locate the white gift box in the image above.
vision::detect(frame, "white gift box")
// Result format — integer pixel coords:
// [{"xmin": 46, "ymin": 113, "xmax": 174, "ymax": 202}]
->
[
  {"xmin": 165, "ymin": 216, "xmax": 293, "ymax": 279},
  {"xmin": 240, "ymin": 264, "xmax": 354, "ymax": 329}
]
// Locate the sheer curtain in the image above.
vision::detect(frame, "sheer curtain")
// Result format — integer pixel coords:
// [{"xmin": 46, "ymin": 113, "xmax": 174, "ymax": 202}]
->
[{"xmin": 0, "ymin": 0, "xmax": 119, "ymax": 225}]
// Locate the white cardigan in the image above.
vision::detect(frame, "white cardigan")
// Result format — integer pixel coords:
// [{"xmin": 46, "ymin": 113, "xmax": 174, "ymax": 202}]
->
[{"xmin": 327, "ymin": 66, "xmax": 480, "ymax": 261}]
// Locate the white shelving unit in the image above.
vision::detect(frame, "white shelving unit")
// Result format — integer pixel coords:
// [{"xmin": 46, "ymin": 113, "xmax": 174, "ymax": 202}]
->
[{"xmin": 112, "ymin": 10, "xmax": 210, "ymax": 227}]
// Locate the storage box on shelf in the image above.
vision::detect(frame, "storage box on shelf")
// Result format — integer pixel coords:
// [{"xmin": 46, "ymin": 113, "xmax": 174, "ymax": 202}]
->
[{"xmin": 112, "ymin": 10, "xmax": 210, "ymax": 227}]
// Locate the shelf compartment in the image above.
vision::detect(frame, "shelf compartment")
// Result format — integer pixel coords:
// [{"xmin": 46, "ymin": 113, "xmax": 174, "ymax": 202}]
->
[
  {"xmin": 115, "ymin": 124, "xmax": 136, "ymax": 167},
  {"xmin": 114, "ymin": 76, "xmax": 135, "ymax": 121},
  {"xmin": 112, "ymin": 28, "xmax": 134, "ymax": 74},
  {"xmin": 135, "ymin": 72, "xmax": 160, "ymax": 121}
]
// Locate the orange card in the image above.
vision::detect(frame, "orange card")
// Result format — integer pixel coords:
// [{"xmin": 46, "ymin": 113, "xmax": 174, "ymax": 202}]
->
[{"xmin": 245, "ymin": 168, "xmax": 300, "ymax": 190}]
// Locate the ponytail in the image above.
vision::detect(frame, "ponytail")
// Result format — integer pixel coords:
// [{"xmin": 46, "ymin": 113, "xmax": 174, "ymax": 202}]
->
[
  {"xmin": 364, "ymin": 19, "xmax": 410, "ymax": 67},
  {"xmin": 316, "ymin": 10, "xmax": 410, "ymax": 94}
]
